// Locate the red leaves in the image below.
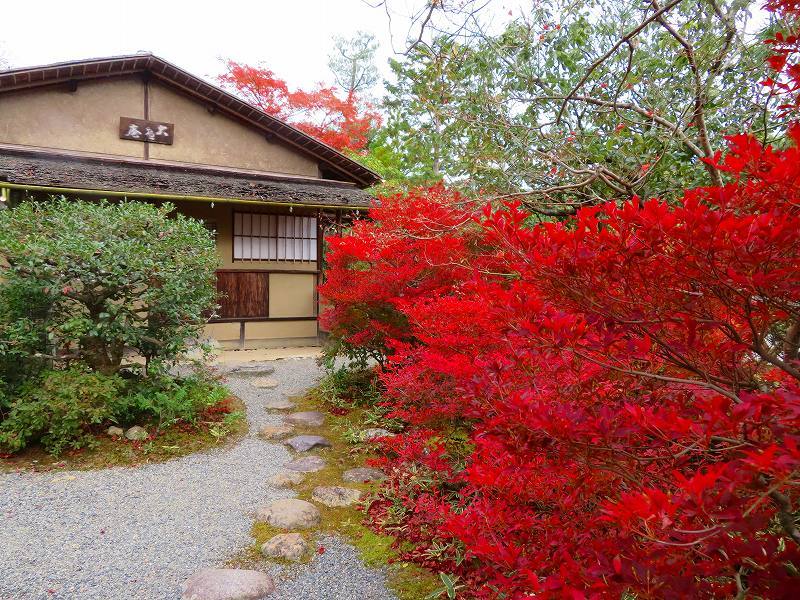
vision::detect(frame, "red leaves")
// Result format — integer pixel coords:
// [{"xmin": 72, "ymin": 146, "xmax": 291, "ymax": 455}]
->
[
  {"xmin": 320, "ymin": 129, "xmax": 800, "ymax": 598},
  {"xmin": 218, "ymin": 61, "xmax": 381, "ymax": 152},
  {"xmin": 763, "ymin": 1, "xmax": 800, "ymax": 117},
  {"xmin": 318, "ymin": 5, "xmax": 800, "ymax": 589}
]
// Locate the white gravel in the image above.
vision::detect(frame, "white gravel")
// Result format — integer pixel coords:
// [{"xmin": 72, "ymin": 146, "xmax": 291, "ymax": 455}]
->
[{"xmin": 0, "ymin": 357, "xmax": 397, "ymax": 600}]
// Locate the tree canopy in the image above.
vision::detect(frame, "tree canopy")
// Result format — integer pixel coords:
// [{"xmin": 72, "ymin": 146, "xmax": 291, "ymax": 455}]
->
[
  {"xmin": 374, "ymin": 0, "xmax": 787, "ymax": 213},
  {"xmin": 0, "ymin": 200, "xmax": 219, "ymax": 374}
]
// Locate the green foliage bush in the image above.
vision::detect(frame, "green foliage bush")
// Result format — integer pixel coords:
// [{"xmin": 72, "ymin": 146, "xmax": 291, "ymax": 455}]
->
[
  {"xmin": 0, "ymin": 367, "xmax": 229, "ymax": 456},
  {"xmin": 0, "ymin": 275, "xmax": 53, "ymax": 406},
  {"xmin": 0, "ymin": 367, "xmax": 124, "ymax": 456},
  {"xmin": 0, "ymin": 198, "xmax": 228, "ymax": 456},
  {"xmin": 0, "ymin": 198, "xmax": 220, "ymax": 374},
  {"xmin": 110, "ymin": 375, "xmax": 228, "ymax": 429}
]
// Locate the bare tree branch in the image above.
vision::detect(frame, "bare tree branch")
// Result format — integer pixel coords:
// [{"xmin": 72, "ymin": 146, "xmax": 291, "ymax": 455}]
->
[{"xmin": 556, "ymin": 0, "xmax": 686, "ymax": 124}]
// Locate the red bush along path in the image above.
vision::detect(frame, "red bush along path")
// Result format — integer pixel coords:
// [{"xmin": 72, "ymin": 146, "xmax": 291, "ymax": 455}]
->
[{"xmin": 319, "ymin": 3, "xmax": 800, "ymax": 598}]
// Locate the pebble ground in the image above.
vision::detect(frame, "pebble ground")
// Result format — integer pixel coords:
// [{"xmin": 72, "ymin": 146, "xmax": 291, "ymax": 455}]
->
[{"xmin": 0, "ymin": 357, "xmax": 397, "ymax": 600}]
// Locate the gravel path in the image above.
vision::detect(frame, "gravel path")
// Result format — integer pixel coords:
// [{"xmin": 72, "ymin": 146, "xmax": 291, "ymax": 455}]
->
[{"xmin": 0, "ymin": 357, "xmax": 397, "ymax": 600}]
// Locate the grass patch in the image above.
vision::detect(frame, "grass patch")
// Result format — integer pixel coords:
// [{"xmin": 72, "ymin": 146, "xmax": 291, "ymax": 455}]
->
[
  {"xmin": 230, "ymin": 378, "xmax": 441, "ymax": 600},
  {"xmin": 0, "ymin": 395, "xmax": 248, "ymax": 473}
]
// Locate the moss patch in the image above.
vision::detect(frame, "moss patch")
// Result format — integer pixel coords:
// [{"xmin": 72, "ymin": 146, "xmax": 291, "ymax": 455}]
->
[
  {"xmin": 0, "ymin": 396, "xmax": 248, "ymax": 473},
  {"xmin": 231, "ymin": 384, "xmax": 440, "ymax": 599}
]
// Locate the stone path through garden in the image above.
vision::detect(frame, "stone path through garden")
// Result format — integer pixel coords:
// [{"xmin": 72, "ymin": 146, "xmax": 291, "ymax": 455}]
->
[{"xmin": 0, "ymin": 357, "xmax": 397, "ymax": 600}]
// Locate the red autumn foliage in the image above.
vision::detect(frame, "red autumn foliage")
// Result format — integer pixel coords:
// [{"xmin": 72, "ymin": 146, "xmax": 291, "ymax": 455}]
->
[
  {"xmin": 218, "ymin": 61, "xmax": 381, "ymax": 152},
  {"xmin": 199, "ymin": 396, "xmax": 236, "ymax": 420},
  {"xmin": 764, "ymin": 0, "xmax": 800, "ymax": 116},
  {"xmin": 319, "ymin": 4, "xmax": 800, "ymax": 596},
  {"xmin": 321, "ymin": 130, "xmax": 800, "ymax": 597}
]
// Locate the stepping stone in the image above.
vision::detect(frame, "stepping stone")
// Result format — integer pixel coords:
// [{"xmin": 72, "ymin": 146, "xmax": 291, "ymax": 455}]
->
[
  {"xmin": 267, "ymin": 471, "xmax": 305, "ymax": 487},
  {"xmin": 257, "ymin": 424, "xmax": 295, "ymax": 440},
  {"xmin": 342, "ymin": 467, "xmax": 387, "ymax": 483},
  {"xmin": 360, "ymin": 428, "xmax": 394, "ymax": 441},
  {"xmin": 284, "ymin": 455, "xmax": 326, "ymax": 473},
  {"xmin": 284, "ymin": 411, "xmax": 325, "ymax": 427},
  {"xmin": 312, "ymin": 486, "xmax": 363, "ymax": 507},
  {"xmin": 264, "ymin": 397, "xmax": 294, "ymax": 410},
  {"xmin": 256, "ymin": 499, "xmax": 321, "ymax": 529},
  {"xmin": 251, "ymin": 377, "xmax": 278, "ymax": 389},
  {"xmin": 231, "ymin": 363, "xmax": 275, "ymax": 377},
  {"xmin": 284, "ymin": 435, "xmax": 332, "ymax": 452},
  {"xmin": 261, "ymin": 533, "xmax": 308, "ymax": 561},
  {"xmin": 181, "ymin": 568, "xmax": 275, "ymax": 599},
  {"xmin": 125, "ymin": 425, "xmax": 148, "ymax": 441},
  {"xmin": 106, "ymin": 426, "xmax": 124, "ymax": 437}
]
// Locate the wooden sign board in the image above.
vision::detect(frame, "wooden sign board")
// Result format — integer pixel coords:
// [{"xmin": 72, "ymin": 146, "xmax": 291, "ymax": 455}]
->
[{"xmin": 119, "ymin": 117, "xmax": 174, "ymax": 145}]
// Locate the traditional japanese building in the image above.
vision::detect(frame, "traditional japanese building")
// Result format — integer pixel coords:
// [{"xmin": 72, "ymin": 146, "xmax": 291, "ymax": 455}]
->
[{"xmin": 0, "ymin": 54, "xmax": 378, "ymax": 349}]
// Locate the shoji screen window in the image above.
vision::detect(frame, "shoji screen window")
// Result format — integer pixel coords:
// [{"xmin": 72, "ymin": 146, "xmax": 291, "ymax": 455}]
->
[{"xmin": 233, "ymin": 212, "xmax": 317, "ymax": 262}]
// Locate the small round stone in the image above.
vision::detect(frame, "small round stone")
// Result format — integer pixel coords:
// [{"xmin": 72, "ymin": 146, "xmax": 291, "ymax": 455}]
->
[
  {"xmin": 181, "ymin": 568, "xmax": 275, "ymax": 599},
  {"xmin": 261, "ymin": 533, "xmax": 308, "ymax": 562},
  {"xmin": 284, "ymin": 435, "xmax": 332, "ymax": 452},
  {"xmin": 267, "ymin": 471, "xmax": 305, "ymax": 487},
  {"xmin": 284, "ymin": 455, "xmax": 326, "ymax": 473},
  {"xmin": 342, "ymin": 467, "xmax": 387, "ymax": 483},
  {"xmin": 251, "ymin": 377, "xmax": 278, "ymax": 389},
  {"xmin": 311, "ymin": 486, "xmax": 363, "ymax": 507},
  {"xmin": 284, "ymin": 411, "xmax": 326, "ymax": 427},
  {"xmin": 124, "ymin": 425, "xmax": 148, "ymax": 441},
  {"xmin": 263, "ymin": 398, "xmax": 295, "ymax": 410},
  {"xmin": 360, "ymin": 428, "xmax": 394, "ymax": 441},
  {"xmin": 256, "ymin": 499, "xmax": 321, "ymax": 529},
  {"xmin": 106, "ymin": 426, "xmax": 124, "ymax": 437},
  {"xmin": 257, "ymin": 424, "xmax": 295, "ymax": 440}
]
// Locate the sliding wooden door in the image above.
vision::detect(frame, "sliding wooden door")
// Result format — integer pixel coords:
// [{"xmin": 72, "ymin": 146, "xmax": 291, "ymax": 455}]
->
[{"xmin": 215, "ymin": 271, "xmax": 269, "ymax": 319}]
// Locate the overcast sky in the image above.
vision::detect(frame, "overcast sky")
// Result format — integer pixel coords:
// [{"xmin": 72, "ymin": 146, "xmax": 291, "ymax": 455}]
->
[
  {"xmin": 0, "ymin": 0, "xmax": 417, "ymax": 92},
  {"xmin": 3, "ymin": 1, "xmax": 764, "ymax": 96}
]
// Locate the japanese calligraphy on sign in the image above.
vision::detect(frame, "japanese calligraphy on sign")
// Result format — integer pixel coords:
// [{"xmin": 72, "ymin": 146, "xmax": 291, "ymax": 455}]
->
[{"xmin": 119, "ymin": 117, "xmax": 174, "ymax": 145}]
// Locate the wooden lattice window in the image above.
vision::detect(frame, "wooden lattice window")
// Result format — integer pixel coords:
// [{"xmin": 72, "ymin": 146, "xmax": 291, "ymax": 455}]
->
[{"xmin": 233, "ymin": 212, "xmax": 317, "ymax": 262}]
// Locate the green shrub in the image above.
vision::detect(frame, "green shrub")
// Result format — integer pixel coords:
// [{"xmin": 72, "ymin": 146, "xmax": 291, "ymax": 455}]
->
[
  {"xmin": 315, "ymin": 366, "xmax": 382, "ymax": 407},
  {"xmin": 0, "ymin": 367, "xmax": 124, "ymax": 456},
  {"xmin": 111, "ymin": 375, "xmax": 228, "ymax": 428},
  {"xmin": 0, "ymin": 276, "xmax": 52, "ymax": 406},
  {"xmin": 0, "ymin": 199, "xmax": 220, "ymax": 374},
  {"xmin": 0, "ymin": 366, "xmax": 229, "ymax": 456}
]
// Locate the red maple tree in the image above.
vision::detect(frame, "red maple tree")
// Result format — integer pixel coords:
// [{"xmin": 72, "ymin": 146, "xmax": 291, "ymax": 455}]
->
[{"xmin": 218, "ymin": 61, "xmax": 381, "ymax": 153}]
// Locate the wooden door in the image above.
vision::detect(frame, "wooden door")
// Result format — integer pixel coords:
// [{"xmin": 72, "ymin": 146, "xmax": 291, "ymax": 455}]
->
[{"xmin": 216, "ymin": 271, "xmax": 269, "ymax": 319}]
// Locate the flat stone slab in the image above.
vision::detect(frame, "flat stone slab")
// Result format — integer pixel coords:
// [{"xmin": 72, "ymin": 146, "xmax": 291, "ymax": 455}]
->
[
  {"xmin": 257, "ymin": 424, "xmax": 295, "ymax": 440},
  {"xmin": 284, "ymin": 411, "xmax": 325, "ymax": 427},
  {"xmin": 342, "ymin": 467, "xmax": 387, "ymax": 483},
  {"xmin": 261, "ymin": 533, "xmax": 308, "ymax": 562},
  {"xmin": 312, "ymin": 486, "xmax": 363, "ymax": 508},
  {"xmin": 263, "ymin": 398, "xmax": 295, "ymax": 410},
  {"xmin": 284, "ymin": 435, "xmax": 332, "ymax": 452},
  {"xmin": 360, "ymin": 428, "xmax": 394, "ymax": 441},
  {"xmin": 284, "ymin": 455, "xmax": 326, "ymax": 473},
  {"xmin": 256, "ymin": 499, "xmax": 321, "ymax": 529},
  {"xmin": 251, "ymin": 377, "xmax": 278, "ymax": 389},
  {"xmin": 230, "ymin": 363, "xmax": 275, "ymax": 377},
  {"xmin": 181, "ymin": 568, "xmax": 275, "ymax": 600},
  {"xmin": 267, "ymin": 471, "xmax": 305, "ymax": 487}
]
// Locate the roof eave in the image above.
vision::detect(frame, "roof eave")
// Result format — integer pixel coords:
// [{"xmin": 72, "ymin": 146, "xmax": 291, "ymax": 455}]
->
[{"xmin": 0, "ymin": 53, "xmax": 382, "ymax": 188}]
